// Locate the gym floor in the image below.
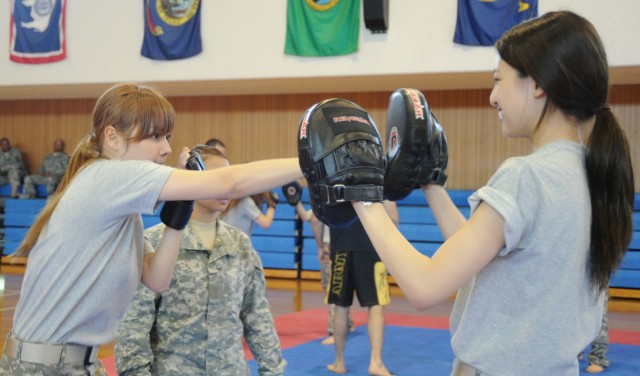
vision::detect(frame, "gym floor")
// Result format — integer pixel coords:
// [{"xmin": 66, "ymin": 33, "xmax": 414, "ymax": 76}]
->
[{"xmin": 1, "ymin": 267, "xmax": 639, "ymax": 360}]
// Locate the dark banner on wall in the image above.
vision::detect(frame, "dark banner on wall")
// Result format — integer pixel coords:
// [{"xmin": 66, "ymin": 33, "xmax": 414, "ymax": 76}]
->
[
  {"xmin": 10, "ymin": 0, "xmax": 67, "ymax": 64},
  {"xmin": 142, "ymin": 0, "xmax": 202, "ymax": 61},
  {"xmin": 285, "ymin": 0, "xmax": 360, "ymax": 57},
  {"xmin": 454, "ymin": 0, "xmax": 538, "ymax": 46}
]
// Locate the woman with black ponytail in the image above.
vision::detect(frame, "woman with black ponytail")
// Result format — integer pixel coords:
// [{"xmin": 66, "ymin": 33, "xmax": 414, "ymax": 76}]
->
[{"xmin": 349, "ymin": 11, "xmax": 634, "ymax": 376}]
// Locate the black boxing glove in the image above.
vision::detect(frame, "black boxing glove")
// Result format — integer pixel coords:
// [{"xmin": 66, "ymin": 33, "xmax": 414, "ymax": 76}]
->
[
  {"xmin": 160, "ymin": 150, "xmax": 205, "ymax": 230},
  {"xmin": 266, "ymin": 191, "xmax": 279, "ymax": 208},
  {"xmin": 282, "ymin": 181, "xmax": 302, "ymax": 206}
]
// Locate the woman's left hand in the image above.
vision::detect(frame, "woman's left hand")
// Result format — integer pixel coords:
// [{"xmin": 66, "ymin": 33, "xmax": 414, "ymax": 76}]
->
[{"xmin": 177, "ymin": 147, "xmax": 191, "ymax": 169}]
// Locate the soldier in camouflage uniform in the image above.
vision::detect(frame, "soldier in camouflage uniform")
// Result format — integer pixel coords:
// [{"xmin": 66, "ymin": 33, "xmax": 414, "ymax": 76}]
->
[
  {"xmin": 20, "ymin": 138, "xmax": 70, "ymax": 198},
  {"xmin": 115, "ymin": 145, "xmax": 286, "ymax": 376},
  {"xmin": 0, "ymin": 137, "xmax": 28, "ymax": 197},
  {"xmin": 579, "ymin": 291, "xmax": 610, "ymax": 373}
]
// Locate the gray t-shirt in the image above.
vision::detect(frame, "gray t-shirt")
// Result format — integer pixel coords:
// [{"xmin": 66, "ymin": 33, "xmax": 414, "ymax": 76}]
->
[
  {"xmin": 450, "ymin": 141, "xmax": 604, "ymax": 376},
  {"xmin": 13, "ymin": 159, "xmax": 173, "ymax": 345},
  {"xmin": 222, "ymin": 197, "xmax": 262, "ymax": 236}
]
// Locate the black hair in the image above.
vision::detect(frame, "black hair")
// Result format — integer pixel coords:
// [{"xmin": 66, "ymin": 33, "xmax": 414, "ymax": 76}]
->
[{"xmin": 496, "ymin": 11, "xmax": 635, "ymax": 292}]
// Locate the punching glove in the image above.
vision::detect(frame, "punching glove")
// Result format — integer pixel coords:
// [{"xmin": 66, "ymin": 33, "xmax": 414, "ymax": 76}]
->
[
  {"xmin": 266, "ymin": 191, "xmax": 279, "ymax": 208},
  {"xmin": 383, "ymin": 89, "xmax": 448, "ymax": 201},
  {"xmin": 282, "ymin": 181, "xmax": 302, "ymax": 206},
  {"xmin": 298, "ymin": 98, "xmax": 385, "ymax": 228},
  {"xmin": 160, "ymin": 150, "xmax": 206, "ymax": 230}
]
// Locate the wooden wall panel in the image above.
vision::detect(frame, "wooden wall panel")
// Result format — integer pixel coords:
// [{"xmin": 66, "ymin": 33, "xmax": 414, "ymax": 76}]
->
[{"xmin": 0, "ymin": 85, "xmax": 638, "ymax": 191}]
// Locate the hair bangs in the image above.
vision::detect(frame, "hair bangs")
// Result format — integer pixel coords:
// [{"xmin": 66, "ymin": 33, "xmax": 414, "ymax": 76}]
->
[{"xmin": 129, "ymin": 85, "xmax": 176, "ymax": 142}]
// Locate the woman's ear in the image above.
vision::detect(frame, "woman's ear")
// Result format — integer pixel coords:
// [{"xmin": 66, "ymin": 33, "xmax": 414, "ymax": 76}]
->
[
  {"xmin": 533, "ymin": 82, "xmax": 546, "ymax": 99},
  {"xmin": 103, "ymin": 125, "xmax": 121, "ymax": 153}
]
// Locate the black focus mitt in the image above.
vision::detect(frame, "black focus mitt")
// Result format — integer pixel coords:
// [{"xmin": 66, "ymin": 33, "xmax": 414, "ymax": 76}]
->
[
  {"xmin": 383, "ymin": 89, "xmax": 448, "ymax": 201},
  {"xmin": 298, "ymin": 98, "xmax": 385, "ymax": 228}
]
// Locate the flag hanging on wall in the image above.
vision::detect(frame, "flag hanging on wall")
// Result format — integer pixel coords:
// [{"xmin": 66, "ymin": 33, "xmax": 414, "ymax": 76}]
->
[
  {"xmin": 285, "ymin": 0, "xmax": 360, "ymax": 57},
  {"xmin": 454, "ymin": 0, "xmax": 538, "ymax": 46},
  {"xmin": 10, "ymin": 0, "xmax": 67, "ymax": 64},
  {"xmin": 142, "ymin": 0, "xmax": 202, "ymax": 61}
]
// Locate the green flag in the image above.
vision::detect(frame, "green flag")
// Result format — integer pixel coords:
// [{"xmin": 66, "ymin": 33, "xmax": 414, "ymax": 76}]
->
[{"xmin": 285, "ymin": 0, "xmax": 360, "ymax": 57}]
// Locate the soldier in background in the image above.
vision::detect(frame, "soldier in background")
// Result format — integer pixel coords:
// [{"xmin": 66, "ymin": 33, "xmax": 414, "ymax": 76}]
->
[
  {"xmin": 204, "ymin": 137, "xmax": 227, "ymax": 156},
  {"xmin": 20, "ymin": 138, "xmax": 70, "ymax": 199},
  {"xmin": 115, "ymin": 145, "xmax": 286, "ymax": 376},
  {"xmin": 0, "ymin": 137, "xmax": 28, "ymax": 198}
]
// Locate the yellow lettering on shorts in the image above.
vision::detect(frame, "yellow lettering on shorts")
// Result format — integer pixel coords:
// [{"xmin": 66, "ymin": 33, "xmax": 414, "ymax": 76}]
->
[
  {"xmin": 331, "ymin": 251, "xmax": 347, "ymax": 296},
  {"xmin": 374, "ymin": 261, "xmax": 390, "ymax": 306}
]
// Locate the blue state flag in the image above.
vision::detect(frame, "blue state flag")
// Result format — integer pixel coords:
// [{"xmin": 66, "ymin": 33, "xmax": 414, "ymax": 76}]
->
[
  {"xmin": 454, "ymin": 0, "xmax": 538, "ymax": 46},
  {"xmin": 10, "ymin": 0, "xmax": 66, "ymax": 64},
  {"xmin": 142, "ymin": 0, "xmax": 202, "ymax": 61}
]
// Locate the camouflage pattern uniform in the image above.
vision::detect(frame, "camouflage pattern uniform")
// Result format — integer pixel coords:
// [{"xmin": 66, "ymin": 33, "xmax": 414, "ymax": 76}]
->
[
  {"xmin": 588, "ymin": 291, "xmax": 610, "ymax": 368},
  {"xmin": 0, "ymin": 353, "xmax": 106, "ymax": 376},
  {"xmin": 22, "ymin": 151, "xmax": 70, "ymax": 197},
  {"xmin": 115, "ymin": 219, "xmax": 286, "ymax": 376},
  {"xmin": 0, "ymin": 147, "xmax": 27, "ymax": 193}
]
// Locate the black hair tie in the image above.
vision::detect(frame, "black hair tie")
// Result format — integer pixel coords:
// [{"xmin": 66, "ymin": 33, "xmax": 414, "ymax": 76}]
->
[{"xmin": 595, "ymin": 104, "xmax": 610, "ymax": 115}]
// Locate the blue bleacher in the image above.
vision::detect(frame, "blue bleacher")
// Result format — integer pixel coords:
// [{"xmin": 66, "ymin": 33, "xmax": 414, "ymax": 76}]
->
[
  {"xmin": 613, "ymin": 224, "xmax": 640, "ymax": 289},
  {"xmin": 2, "ymin": 186, "xmax": 639, "ymax": 292},
  {"xmin": 251, "ymin": 195, "xmax": 299, "ymax": 269},
  {"xmin": 251, "ymin": 235, "xmax": 297, "ymax": 269},
  {"xmin": 301, "ymin": 237, "xmax": 321, "ymax": 271},
  {"xmin": 0, "ymin": 184, "xmax": 48, "ymax": 198},
  {"xmin": 610, "ymin": 194, "xmax": 640, "ymax": 289},
  {"xmin": 297, "ymin": 189, "xmax": 472, "ymax": 271},
  {"xmin": 0, "ymin": 185, "xmax": 12, "ymax": 197},
  {"xmin": 1, "ymin": 198, "xmax": 164, "ymax": 255},
  {"xmin": 3, "ymin": 198, "xmax": 47, "ymax": 254},
  {"xmin": 394, "ymin": 190, "xmax": 470, "ymax": 258}
]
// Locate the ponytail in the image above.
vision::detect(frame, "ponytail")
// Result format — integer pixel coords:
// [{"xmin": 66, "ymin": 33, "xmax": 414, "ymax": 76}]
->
[
  {"xmin": 12, "ymin": 134, "xmax": 101, "ymax": 258},
  {"xmin": 12, "ymin": 82, "xmax": 175, "ymax": 259},
  {"xmin": 585, "ymin": 109, "xmax": 635, "ymax": 291}
]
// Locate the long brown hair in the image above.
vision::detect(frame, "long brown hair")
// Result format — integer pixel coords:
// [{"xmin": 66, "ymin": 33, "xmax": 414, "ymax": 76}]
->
[
  {"xmin": 13, "ymin": 83, "xmax": 176, "ymax": 258},
  {"xmin": 496, "ymin": 11, "xmax": 635, "ymax": 291}
]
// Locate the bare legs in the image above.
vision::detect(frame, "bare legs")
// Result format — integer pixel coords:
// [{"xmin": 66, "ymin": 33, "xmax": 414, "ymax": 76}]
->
[
  {"xmin": 327, "ymin": 305, "xmax": 349, "ymax": 374},
  {"xmin": 327, "ymin": 305, "xmax": 393, "ymax": 376}
]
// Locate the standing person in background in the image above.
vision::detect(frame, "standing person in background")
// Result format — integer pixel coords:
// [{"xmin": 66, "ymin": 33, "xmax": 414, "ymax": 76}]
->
[
  {"xmin": 327, "ymin": 200, "xmax": 398, "ymax": 376},
  {"xmin": 0, "ymin": 137, "xmax": 28, "ymax": 198},
  {"xmin": 341, "ymin": 11, "xmax": 633, "ymax": 375},
  {"xmin": 204, "ymin": 138, "xmax": 227, "ymax": 156},
  {"xmin": 281, "ymin": 181, "xmax": 354, "ymax": 346},
  {"xmin": 20, "ymin": 138, "xmax": 70, "ymax": 199},
  {"xmin": 0, "ymin": 82, "xmax": 302, "ymax": 375},
  {"xmin": 214, "ymin": 139, "xmax": 279, "ymax": 238},
  {"xmin": 222, "ymin": 191, "xmax": 279, "ymax": 237},
  {"xmin": 317, "ymin": 222, "xmax": 355, "ymax": 346},
  {"xmin": 116, "ymin": 145, "xmax": 286, "ymax": 376},
  {"xmin": 580, "ymin": 292, "xmax": 610, "ymax": 373}
]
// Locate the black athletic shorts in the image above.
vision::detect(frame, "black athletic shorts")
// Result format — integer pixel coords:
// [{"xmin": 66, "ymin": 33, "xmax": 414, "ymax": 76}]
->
[{"xmin": 326, "ymin": 250, "xmax": 390, "ymax": 308}]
